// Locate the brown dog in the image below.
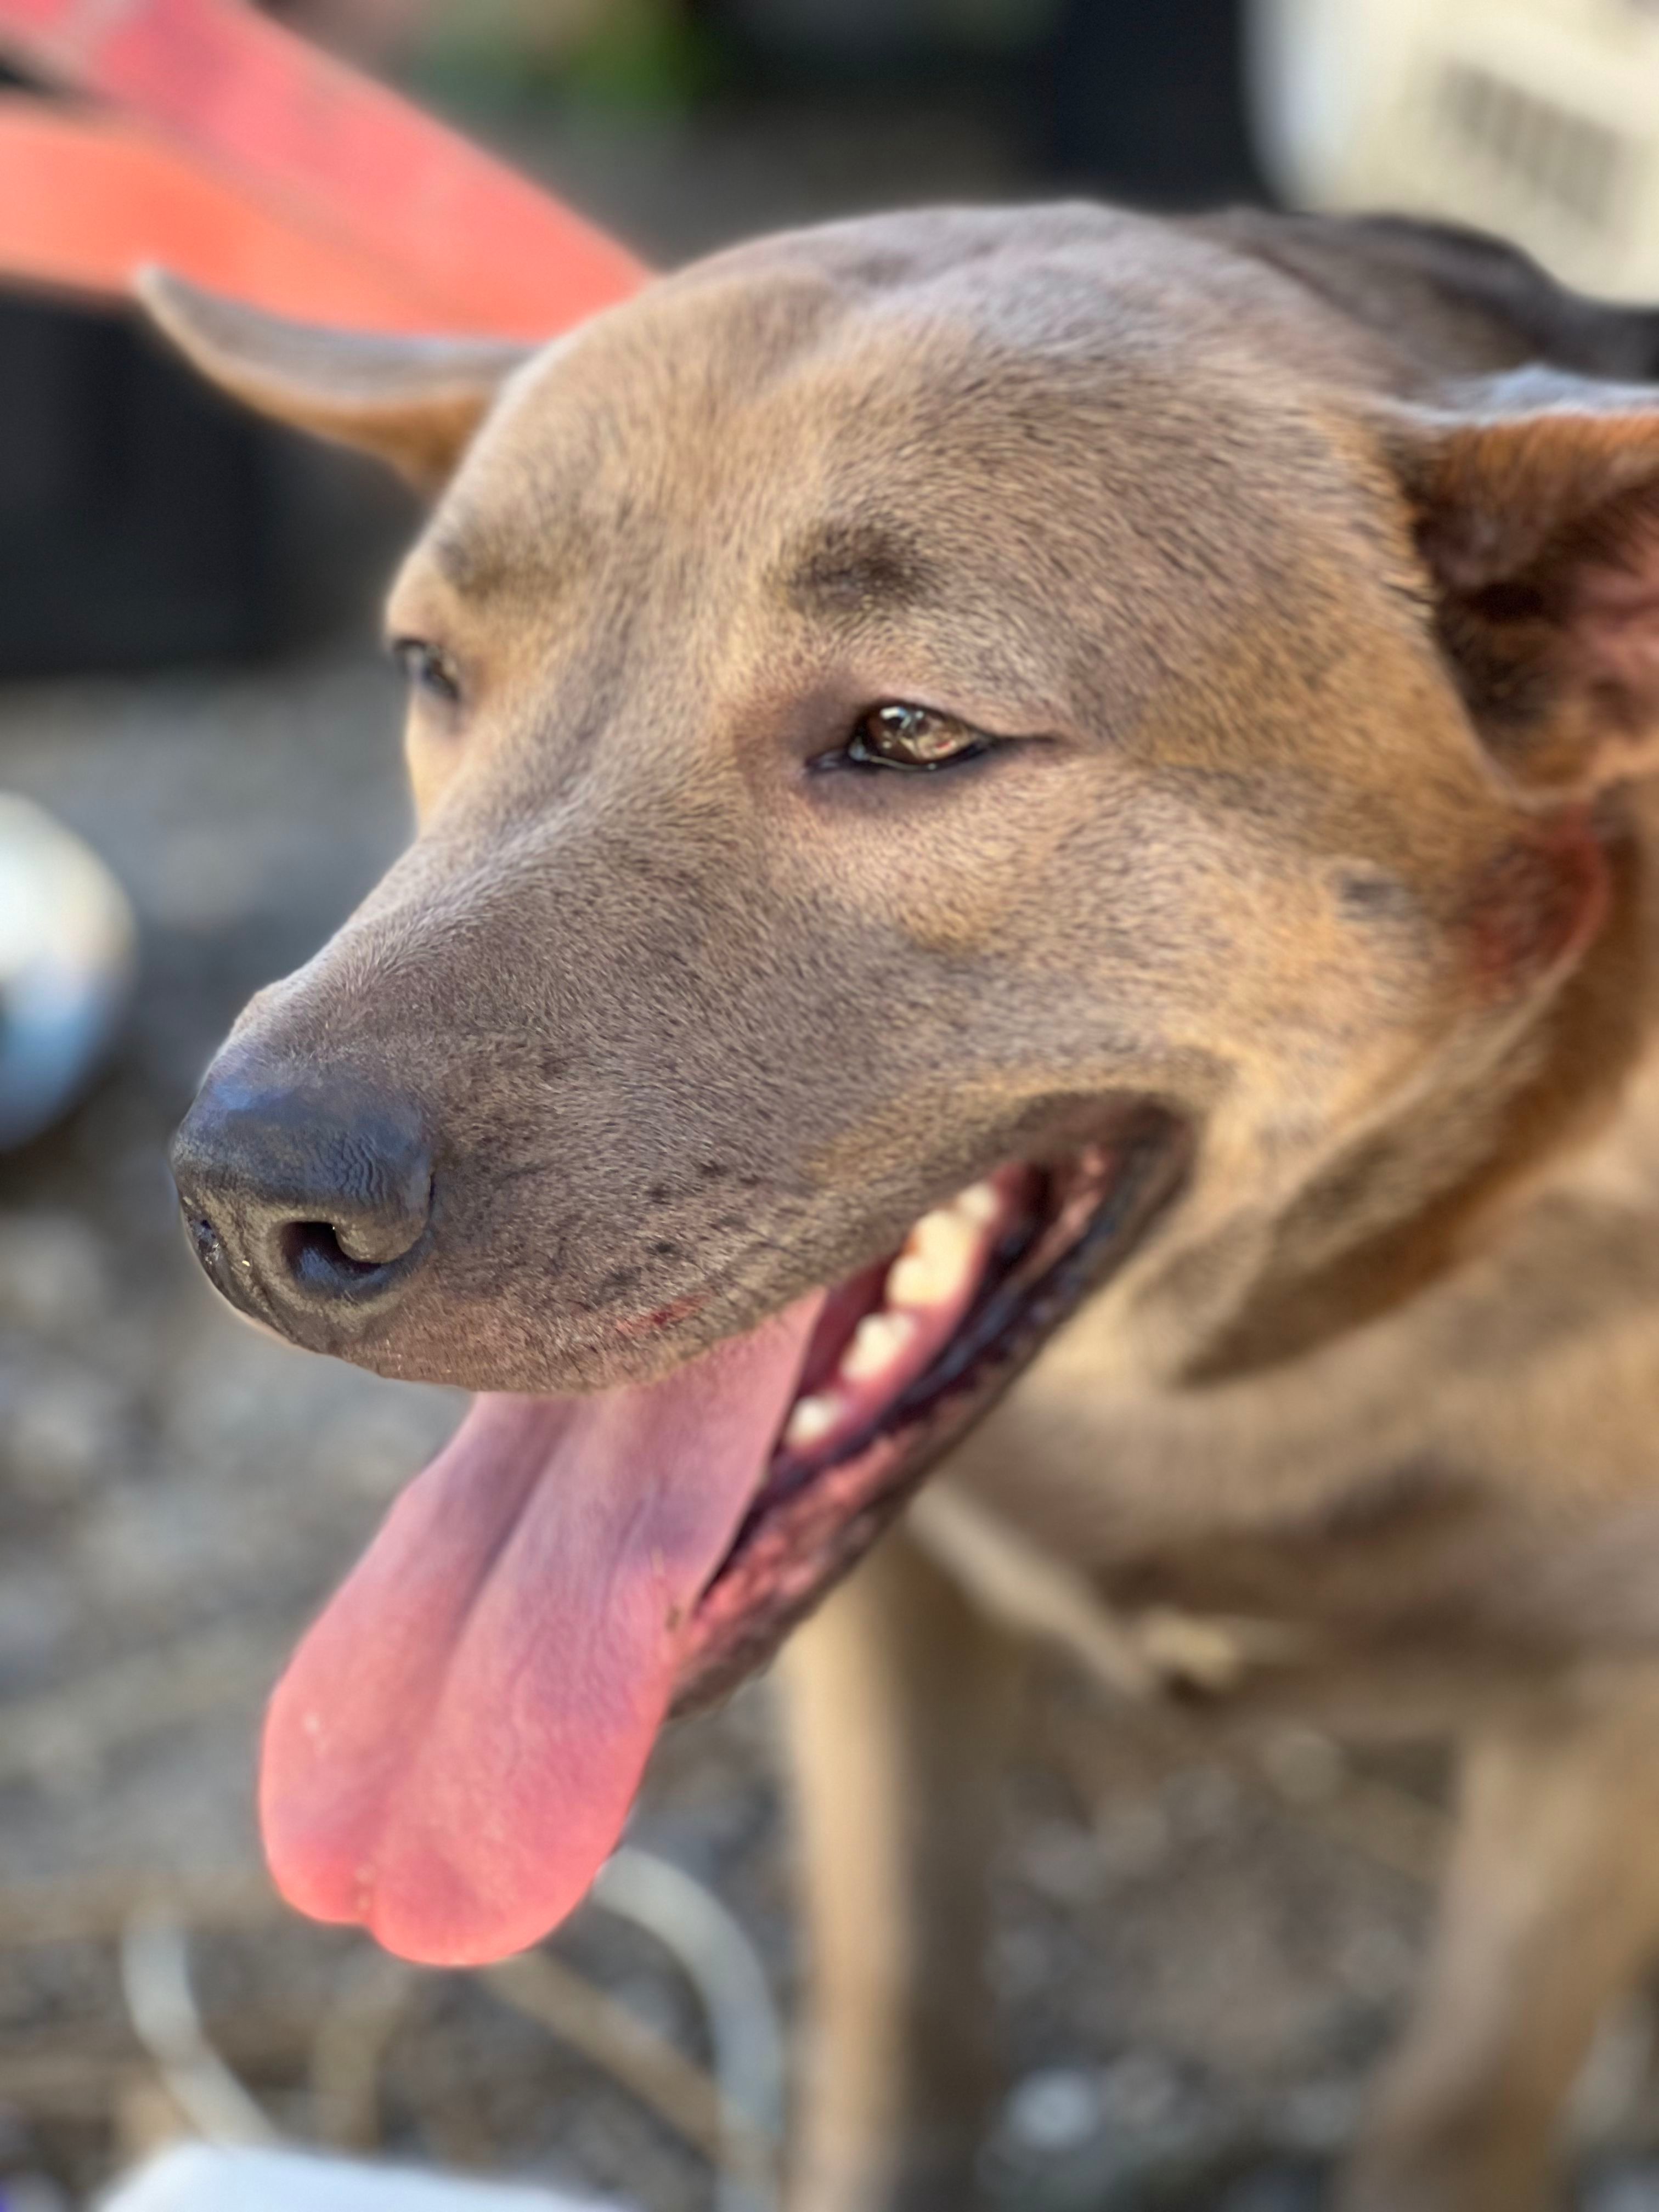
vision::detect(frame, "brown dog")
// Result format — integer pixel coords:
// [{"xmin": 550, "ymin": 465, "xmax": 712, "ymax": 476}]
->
[{"xmin": 149, "ymin": 201, "xmax": 1659, "ymax": 2211}]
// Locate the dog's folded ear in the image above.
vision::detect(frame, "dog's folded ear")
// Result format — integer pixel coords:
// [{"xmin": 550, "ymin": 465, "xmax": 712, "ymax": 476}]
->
[
  {"xmin": 136, "ymin": 270, "xmax": 532, "ymax": 494},
  {"xmin": 1381, "ymin": 369, "xmax": 1659, "ymax": 794}
]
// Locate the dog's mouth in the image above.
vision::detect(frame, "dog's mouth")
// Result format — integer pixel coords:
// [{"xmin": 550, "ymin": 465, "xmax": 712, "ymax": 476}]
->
[
  {"xmin": 258, "ymin": 1110, "xmax": 1187, "ymax": 1968},
  {"xmin": 680, "ymin": 1113, "xmax": 1185, "ymax": 1708}
]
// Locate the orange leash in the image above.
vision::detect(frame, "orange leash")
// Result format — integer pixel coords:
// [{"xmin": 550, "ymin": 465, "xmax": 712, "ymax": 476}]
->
[{"xmin": 0, "ymin": 0, "xmax": 648, "ymax": 335}]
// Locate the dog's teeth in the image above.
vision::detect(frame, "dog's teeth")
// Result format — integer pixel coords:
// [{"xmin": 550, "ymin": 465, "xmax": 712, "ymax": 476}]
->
[
  {"xmin": 888, "ymin": 1204, "xmax": 980, "ymax": 1309},
  {"xmin": 952, "ymin": 1180, "xmax": 1001, "ymax": 1227},
  {"xmin": 785, "ymin": 1393, "xmax": 840, "ymax": 1450},
  {"xmin": 841, "ymin": 1308, "xmax": 917, "ymax": 1383}
]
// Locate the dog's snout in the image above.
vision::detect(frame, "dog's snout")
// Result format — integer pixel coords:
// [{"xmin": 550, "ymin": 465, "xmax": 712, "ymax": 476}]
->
[{"xmin": 170, "ymin": 1063, "xmax": 434, "ymax": 1340}]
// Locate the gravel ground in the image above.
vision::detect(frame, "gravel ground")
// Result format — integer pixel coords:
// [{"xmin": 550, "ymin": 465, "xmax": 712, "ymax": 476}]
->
[{"xmin": 6, "ymin": 90, "xmax": 1659, "ymax": 2212}]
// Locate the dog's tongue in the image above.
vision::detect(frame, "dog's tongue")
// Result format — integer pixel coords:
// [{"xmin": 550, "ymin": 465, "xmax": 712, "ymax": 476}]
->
[{"xmin": 260, "ymin": 1297, "xmax": 822, "ymax": 1966}]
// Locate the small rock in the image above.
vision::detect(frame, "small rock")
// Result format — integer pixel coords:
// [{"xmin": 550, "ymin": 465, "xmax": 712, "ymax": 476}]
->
[{"xmin": 1002, "ymin": 2068, "xmax": 1103, "ymax": 2156}]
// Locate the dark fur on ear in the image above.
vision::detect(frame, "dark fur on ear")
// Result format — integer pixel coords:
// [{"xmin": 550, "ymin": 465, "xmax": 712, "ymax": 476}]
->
[
  {"xmin": 1337, "ymin": 216, "xmax": 1659, "ymax": 381},
  {"xmin": 1205, "ymin": 207, "xmax": 1659, "ymax": 382},
  {"xmin": 1378, "ymin": 371, "xmax": 1659, "ymax": 791},
  {"xmin": 1205, "ymin": 209, "xmax": 1659, "ymax": 793}
]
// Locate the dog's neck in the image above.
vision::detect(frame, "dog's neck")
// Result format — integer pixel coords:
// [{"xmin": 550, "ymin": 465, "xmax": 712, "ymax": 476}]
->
[{"xmin": 1137, "ymin": 807, "xmax": 1655, "ymax": 1387}]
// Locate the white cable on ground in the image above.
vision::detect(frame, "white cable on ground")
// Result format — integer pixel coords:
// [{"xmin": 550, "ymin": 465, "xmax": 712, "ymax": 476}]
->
[
  {"xmin": 593, "ymin": 1846, "xmax": 786, "ymax": 2212},
  {"xmin": 119, "ymin": 1912, "xmax": 278, "ymax": 2147},
  {"xmin": 110, "ymin": 1854, "xmax": 783, "ymax": 2210}
]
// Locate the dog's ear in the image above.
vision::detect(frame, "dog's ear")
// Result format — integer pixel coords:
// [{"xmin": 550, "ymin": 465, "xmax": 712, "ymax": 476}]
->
[
  {"xmin": 1380, "ymin": 369, "xmax": 1659, "ymax": 793},
  {"xmin": 1210, "ymin": 210, "xmax": 1659, "ymax": 382},
  {"xmin": 137, "ymin": 270, "xmax": 532, "ymax": 493}
]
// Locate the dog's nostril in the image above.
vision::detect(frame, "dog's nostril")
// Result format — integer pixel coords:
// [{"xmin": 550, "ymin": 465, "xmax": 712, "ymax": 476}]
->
[
  {"xmin": 276, "ymin": 1210, "xmax": 427, "ymax": 1300},
  {"xmin": 281, "ymin": 1219, "xmax": 389, "ymax": 1280}
]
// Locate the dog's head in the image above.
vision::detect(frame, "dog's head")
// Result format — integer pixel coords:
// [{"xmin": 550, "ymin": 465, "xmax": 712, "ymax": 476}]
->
[{"xmin": 153, "ymin": 204, "xmax": 1659, "ymax": 1962}]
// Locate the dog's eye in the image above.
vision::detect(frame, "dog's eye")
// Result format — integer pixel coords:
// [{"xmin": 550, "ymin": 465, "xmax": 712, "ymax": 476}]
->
[
  {"xmin": 846, "ymin": 702, "xmax": 990, "ymax": 771},
  {"xmin": 392, "ymin": 637, "xmax": 462, "ymax": 708}
]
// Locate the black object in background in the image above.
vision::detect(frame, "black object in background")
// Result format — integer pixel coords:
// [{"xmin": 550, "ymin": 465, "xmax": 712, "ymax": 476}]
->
[
  {"xmin": 696, "ymin": 0, "xmax": 1268, "ymax": 208},
  {"xmin": 1043, "ymin": 0, "xmax": 1268, "ymax": 205},
  {"xmin": 0, "ymin": 294, "xmax": 272, "ymax": 676},
  {"xmin": 0, "ymin": 291, "xmax": 411, "ymax": 680}
]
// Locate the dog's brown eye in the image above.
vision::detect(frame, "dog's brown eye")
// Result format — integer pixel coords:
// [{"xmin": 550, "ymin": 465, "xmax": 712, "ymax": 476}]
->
[
  {"xmin": 847, "ymin": 702, "xmax": 990, "ymax": 771},
  {"xmin": 393, "ymin": 637, "xmax": 462, "ymax": 708}
]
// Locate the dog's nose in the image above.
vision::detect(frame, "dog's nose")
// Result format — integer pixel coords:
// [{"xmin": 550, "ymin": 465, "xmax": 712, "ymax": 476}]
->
[{"xmin": 170, "ymin": 1064, "xmax": 433, "ymax": 1338}]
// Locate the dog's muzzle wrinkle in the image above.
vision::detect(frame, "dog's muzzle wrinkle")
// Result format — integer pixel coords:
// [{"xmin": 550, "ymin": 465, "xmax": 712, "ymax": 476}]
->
[{"xmin": 170, "ymin": 1057, "xmax": 435, "ymax": 1347}]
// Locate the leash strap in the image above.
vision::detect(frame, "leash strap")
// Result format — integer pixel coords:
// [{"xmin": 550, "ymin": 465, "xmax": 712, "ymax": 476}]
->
[{"xmin": 0, "ymin": 0, "xmax": 648, "ymax": 333}]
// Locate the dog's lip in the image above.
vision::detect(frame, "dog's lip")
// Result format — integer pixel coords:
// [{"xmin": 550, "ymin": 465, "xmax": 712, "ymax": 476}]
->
[{"xmin": 671, "ymin": 1105, "xmax": 1190, "ymax": 1712}]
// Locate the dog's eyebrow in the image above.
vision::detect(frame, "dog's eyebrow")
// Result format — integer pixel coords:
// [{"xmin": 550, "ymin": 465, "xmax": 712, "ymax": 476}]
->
[
  {"xmin": 430, "ymin": 527, "xmax": 498, "ymax": 597},
  {"xmin": 776, "ymin": 521, "xmax": 938, "ymax": 619}
]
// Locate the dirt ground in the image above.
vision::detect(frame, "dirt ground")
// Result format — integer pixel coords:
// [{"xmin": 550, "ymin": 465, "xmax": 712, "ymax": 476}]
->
[{"xmin": 7, "ymin": 94, "xmax": 1659, "ymax": 2212}]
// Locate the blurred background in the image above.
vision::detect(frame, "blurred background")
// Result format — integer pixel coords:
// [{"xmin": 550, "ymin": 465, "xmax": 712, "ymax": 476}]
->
[{"xmin": 7, "ymin": 3, "xmax": 1659, "ymax": 2209}]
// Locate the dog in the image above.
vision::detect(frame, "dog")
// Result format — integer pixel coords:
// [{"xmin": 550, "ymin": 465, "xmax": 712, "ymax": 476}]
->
[{"xmin": 147, "ymin": 200, "xmax": 1659, "ymax": 2212}]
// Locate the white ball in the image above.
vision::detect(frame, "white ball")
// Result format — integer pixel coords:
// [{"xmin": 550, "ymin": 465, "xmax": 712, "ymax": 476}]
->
[{"xmin": 0, "ymin": 794, "xmax": 136, "ymax": 1149}]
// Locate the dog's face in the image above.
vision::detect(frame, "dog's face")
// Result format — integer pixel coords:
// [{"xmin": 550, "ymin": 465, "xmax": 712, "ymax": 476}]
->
[
  {"xmin": 153, "ymin": 205, "xmax": 1659, "ymax": 1963},
  {"xmin": 170, "ymin": 212, "xmax": 1563, "ymax": 1375}
]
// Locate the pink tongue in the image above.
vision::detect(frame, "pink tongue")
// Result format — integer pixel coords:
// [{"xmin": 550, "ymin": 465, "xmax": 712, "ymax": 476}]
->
[{"xmin": 261, "ymin": 1296, "xmax": 823, "ymax": 1966}]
